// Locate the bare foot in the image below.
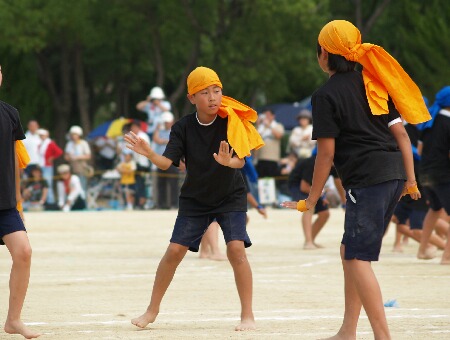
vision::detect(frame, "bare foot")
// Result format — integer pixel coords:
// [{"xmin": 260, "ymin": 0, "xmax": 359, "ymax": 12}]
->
[
  {"xmin": 313, "ymin": 243, "xmax": 324, "ymax": 249},
  {"xmin": 318, "ymin": 331, "xmax": 356, "ymax": 340},
  {"xmin": 131, "ymin": 309, "xmax": 158, "ymax": 328},
  {"xmin": 441, "ymin": 257, "xmax": 450, "ymax": 265},
  {"xmin": 199, "ymin": 253, "xmax": 209, "ymax": 259},
  {"xmin": 417, "ymin": 246, "xmax": 437, "ymax": 260},
  {"xmin": 303, "ymin": 242, "xmax": 317, "ymax": 250},
  {"xmin": 208, "ymin": 253, "xmax": 227, "ymax": 261},
  {"xmin": 235, "ymin": 318, "xmax": 256, "ymax": 331},
  {"xmin": 4, "ymin": 319, "xmax": 41, "ymax": 339},
  {"xmin": 392, "ymin": 245, "xmax": 403, "ymax": 253}
]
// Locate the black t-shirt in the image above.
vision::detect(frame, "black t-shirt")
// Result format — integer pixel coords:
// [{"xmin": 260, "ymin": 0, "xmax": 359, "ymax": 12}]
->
[
  {"xmin": 419, "ymin": 112, "xmax": 450, "ymax": 185},
  {"xmin": 25, "ymin": 179, "xmax": 49, "ymax": 202},
  {"xmin": 0, "ymin": 101, "xmax": 25, "ymax": 210},
  {"xmin": 288, "ymin": 155, "xmax": 337, "ymax": 189},
  {"xmin": 311, "ymin": 71, "xmax": 406, "ymax": 189},
  {"xmin": 163, "ymin": 113, "xmax": 247, "ymax": 216}
]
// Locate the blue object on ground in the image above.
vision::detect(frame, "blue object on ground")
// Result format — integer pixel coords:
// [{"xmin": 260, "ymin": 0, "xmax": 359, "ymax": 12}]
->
[{"xmin": 384, "ymin": 299, "xmax": 399, "ymax": 307}]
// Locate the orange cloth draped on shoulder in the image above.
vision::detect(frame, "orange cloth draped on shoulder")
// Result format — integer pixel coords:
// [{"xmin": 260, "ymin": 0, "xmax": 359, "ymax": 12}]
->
[
  {"xmin": 318, "ymin": 20, "xmax": 431, "ymax": 125},
  {"xmin": 187, "ymin": 66, "xmax": 264, "ymax": 158},
  {"xmin": 16, "ymin": 140, "xmax": 30, "ymax": 212}
]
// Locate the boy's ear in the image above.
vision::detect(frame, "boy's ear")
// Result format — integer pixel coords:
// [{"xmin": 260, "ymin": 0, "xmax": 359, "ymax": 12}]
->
[
  {"xmin": 187, "ymin": 93, "xmax": 196, "ymax": 104},
  {"xmin": 321, "ymin": 47, "xmax": 328, "ymax": 60}
]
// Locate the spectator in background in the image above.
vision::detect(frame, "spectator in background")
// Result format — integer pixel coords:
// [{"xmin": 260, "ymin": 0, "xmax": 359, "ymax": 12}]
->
[
  {"xmin": 22, "ymin": 166, "xmax": 48, "ymax": 211},
  {"xmin": 153, "ymin": 112, "xmax": 179, "ymax": 209},
  {"xmin": 130, "ymin": 121, "xmax": 150, "ymax": 209},
  {"xmin": 37, "ymin": 129, "xmax": 63, "ymax": 204},
  {"xmin": 93, "ymin": 136, "xmax": 116, "ymax": 170},
  {"xmin": 23, "ymin": 119, "xmax": 41, "ymax": 176},
  {"xmin": 255, "ymin": 109, "xmax": 285, "ymax": 178},
  {"xmin": 64, "ymin": 125, "xmax": 92, "ymax": 194},
  {"xmin": 288, "ymin": 109, "xmax": 316, "ymax": 160},
  {"xmin": 136, "ymin": 86, "xmax": 171, "ymax": 138},
  {"xmin": 56, "ymin": 164, "xmax": 86, "ymax": 212}
]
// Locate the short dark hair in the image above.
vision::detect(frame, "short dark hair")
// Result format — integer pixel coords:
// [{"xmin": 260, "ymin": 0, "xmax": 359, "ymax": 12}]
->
[{"xmin": 317, "ymin": 43, "xmax": 356, "ymax": 73}]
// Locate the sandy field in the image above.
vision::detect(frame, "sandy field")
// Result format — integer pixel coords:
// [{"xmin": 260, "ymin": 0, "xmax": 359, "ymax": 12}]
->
[{"xmin": 1, "ymin": 207, "xmax": 449, "ymax": 339}]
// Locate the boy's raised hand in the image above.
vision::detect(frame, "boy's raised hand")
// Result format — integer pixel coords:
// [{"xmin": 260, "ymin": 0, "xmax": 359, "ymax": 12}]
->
[
  {"xmin": 124, "ymin": 131, "xmax": 152, "ymax": 157},
  {"xmin": 213, "ymin": 141, "xmax": 233, "ymax": 166}
]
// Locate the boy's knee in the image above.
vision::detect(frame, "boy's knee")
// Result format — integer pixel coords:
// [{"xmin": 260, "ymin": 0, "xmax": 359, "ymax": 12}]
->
[
  {"xmin": 165, "ymin": 244, "xmax": 187, "ymax": 262},
  {"xmin": 12, "ymin": 245, "xmax": 32, "ymax": 264},
  {"xmin": 226, "ymin": 241, "xmax": 247, "ymax": 265}
]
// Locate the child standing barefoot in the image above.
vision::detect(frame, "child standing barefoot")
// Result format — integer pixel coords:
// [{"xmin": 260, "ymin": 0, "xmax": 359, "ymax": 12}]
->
[
  {"xmin": 125, "ymin": 66, "xmax": 263, "ymax": 331},
  {"xmin": 282, "ymin": 20, "xmax": 430, "ymax": 339}
]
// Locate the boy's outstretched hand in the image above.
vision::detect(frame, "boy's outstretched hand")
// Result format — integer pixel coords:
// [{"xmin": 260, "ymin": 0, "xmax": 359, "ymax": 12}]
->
[
  {"xmin": 213, "ymin": 141, "xmax": 234, "ymax": 166},
  {"xmin": 124, "ymin": 131, "xmax": 152, "ymax": 157},
  {"xmin": 280, "ymin": 200, "xmax": 311, "ymax": 212}
]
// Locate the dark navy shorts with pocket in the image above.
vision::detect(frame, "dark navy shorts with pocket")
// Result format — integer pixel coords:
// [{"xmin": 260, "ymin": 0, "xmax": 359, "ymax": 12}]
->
[
  {"xmin": 393, "ymin": 200, "xmax": 426, "ymax": 230},
  {"xmin": 422, "ymin": 182, "xmax": 450, "ymax": 215},
  {"xmin": 0, "ymin": 208, "xmax": 26, "ymax": 245},
  {"xmin": 170, "ymin": 211, "xmax": 251, "ymax": 252},
  {"xmin": 342, "ymin": 179, "xmax": 404, "ymax": 261}
]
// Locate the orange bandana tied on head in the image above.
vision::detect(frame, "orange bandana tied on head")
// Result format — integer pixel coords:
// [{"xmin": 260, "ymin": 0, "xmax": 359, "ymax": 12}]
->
[
  {"xmin": 187, "ymin": 66, "xmax": 264, "ymax": 158},
  {"xmin": 318, "ymin": 20, "xmax": 430, "ymax": 125}
]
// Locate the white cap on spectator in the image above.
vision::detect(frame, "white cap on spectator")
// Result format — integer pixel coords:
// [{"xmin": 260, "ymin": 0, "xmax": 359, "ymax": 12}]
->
[
  {"xmin": 149, "ymin": 86, "xmax": 165, "ymax": 100},
  {"xmin": 161, "ymin": 111, "xmax": 174, "ymax": 123},
  {"xmin": 37, "ymin": 129, "xmax": 49, "ymax": 136},
  {"xmin": 57, "ymin": 164, "xmax": 71, "ymax": 174},
  {"xmin": 69, "ymin": 125, "xmax": 83, "ymax": 136}
]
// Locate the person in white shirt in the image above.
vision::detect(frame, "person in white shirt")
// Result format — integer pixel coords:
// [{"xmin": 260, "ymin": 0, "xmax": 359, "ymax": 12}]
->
[
  {"xmin": 56, "ymin": 164, "xmax": 86, "ymax": 212},
  {"xmin": 287, "ymin": 109, "xmax": 316, "ymax": 159},
  {"xmin": 93, "ymin": 136, "xmax": 116, "ymax": 170},
  {"xmin": 136, "ymin": 86, "xmax": 171, "ymax": 137},
  {"xmin": 23, "ymin": 119, "xmax": 41, "ymax": 176}
]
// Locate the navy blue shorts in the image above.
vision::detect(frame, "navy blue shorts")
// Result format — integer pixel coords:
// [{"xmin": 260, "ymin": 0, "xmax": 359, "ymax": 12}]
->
[
  {"xmin": 393, "ymin": 201, "xmax": 426, "ymax": 230},
  {"xmin": 170, "ymin": 211, "xmax": 251, "ymax": 252},
  {"xmin": 289, "ymin": 187, "xmax": 328, "ymax": 214},
  {"xmin": 422, "ymin": 182, "xmax": 450, "ymax": 214},
  {"xmin": 342, "ymin": 180, "xmax": 404, "ymax": 261},
  {"xmin": 0, "ymin": 208, "xmax": 26, "ymax": 245}
]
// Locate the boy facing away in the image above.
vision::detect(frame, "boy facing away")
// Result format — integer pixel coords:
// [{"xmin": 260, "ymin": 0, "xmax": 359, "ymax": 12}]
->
[
  {"xmin": 0, "ymin": 65, "xmax": 40, "ymax": 339},
  {"xmin": 124, "ymin": 66, "xmax": 263, "ymax": 331},
  {"xmin": 282, "ymin": 20, "xmax": 430, "ymax": 339}
]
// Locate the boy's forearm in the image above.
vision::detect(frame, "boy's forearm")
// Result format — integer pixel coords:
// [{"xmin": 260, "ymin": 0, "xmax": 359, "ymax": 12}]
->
[
  {"xmin": 308, "ymin": 139, "xmax": 335, "ymax": 205},
  {"xmin": 147, "ymin": 150, "xmax": 173, "ymax": 170},
  {"xmin": 228, "ymin": 157, "xmax": 245, "ymax": 169},
  {"xmin": 14, "ymin": 150, "xmax": 22, "ymax": 204},
  {"xmin": 391, "ymin": 124, "xmax": 416, "ymax": 181}
]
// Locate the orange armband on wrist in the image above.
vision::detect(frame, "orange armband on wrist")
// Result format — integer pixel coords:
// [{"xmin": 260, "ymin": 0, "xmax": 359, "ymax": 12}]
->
[{"xmin": 297, "ymin": 200, "xmax": 309, "ymax": 212}]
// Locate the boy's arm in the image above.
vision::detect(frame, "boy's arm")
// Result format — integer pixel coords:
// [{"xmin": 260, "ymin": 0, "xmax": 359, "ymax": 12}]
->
[
  {"xmin": 14, "ymin": 147, "xmax": 25, "ymax": 221},
  {"xmin": 389, "ymin": 122, "xmax": 420, "ymax": 199},
  {"xmin": 213, "ymin": 141, "xmax": 244, "ymax": 168},
  {"xmin": 124, "ymin": 131, "xmax": 173, "ymax": 170}
]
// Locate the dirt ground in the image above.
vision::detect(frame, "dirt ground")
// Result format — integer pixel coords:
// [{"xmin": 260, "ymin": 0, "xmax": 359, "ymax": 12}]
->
[{"xmin": 1, "ymin": 208, "xmax": 449, "ymax": 339}]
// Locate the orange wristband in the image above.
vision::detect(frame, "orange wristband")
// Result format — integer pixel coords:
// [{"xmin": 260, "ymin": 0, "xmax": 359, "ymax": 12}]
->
[
  {"xmin": 406, "ymin": 184, "xmax": 419, "ymax": 194},
  {"xmin": 296, "ymin": 200, "xmax": 309, "ymax": 212}
]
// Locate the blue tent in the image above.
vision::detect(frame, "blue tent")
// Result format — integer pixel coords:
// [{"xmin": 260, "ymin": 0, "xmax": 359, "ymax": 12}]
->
[{"xmin": 257, "ymin": 96, "xmax": 312, "ymax": 131}]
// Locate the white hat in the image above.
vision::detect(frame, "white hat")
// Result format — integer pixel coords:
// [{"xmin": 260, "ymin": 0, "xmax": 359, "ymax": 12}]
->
[
  {"xmin": 69, "ymin": 125, "xmax": 83, "ymax": 136},
  {"xmin": 149, "ymin": 86, "xmax": 165, "ymax": 100},
  {"xmin": 57, "ymin": 164, "xmax": 71, "ymax": 174},
  {"xmin": 161, "ymin": 111, "xmax": 174, "ymax": 123},
  {"xmin": 37, "ymin": 129, "xmax": 49, "ymax": 136}
]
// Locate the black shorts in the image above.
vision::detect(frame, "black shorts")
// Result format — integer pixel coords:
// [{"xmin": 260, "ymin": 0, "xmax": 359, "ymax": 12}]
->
[
  {"xmin": 393, "ymin": 201, "xmax": 426, "ymax": 230},
  {"xmin": 0, "ymin": 208, "xmax": 26, "ymax": 245},
  {"xmin": 422, "ymin": 182, "xmax": 450, "ymax": 214},
  {"xmin": 170, "ymin": 211, "xmax": 251, "ymax": 252},
  {"xmin": 342, "ymin": 180, "xmax": 404, "ymax": 261}
]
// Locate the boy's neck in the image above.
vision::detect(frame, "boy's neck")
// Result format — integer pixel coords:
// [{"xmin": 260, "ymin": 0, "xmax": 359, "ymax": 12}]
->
[{"xmin": 196, "ymin": 112, "xmax": 217, "ymax": 126}]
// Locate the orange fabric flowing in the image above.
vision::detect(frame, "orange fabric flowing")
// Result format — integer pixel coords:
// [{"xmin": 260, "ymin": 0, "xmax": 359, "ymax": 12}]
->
[
  {"xmin": 16, "ymin": 140, "xmax": 30, "ymax": 212},
  {"xmin": 187, "ymin": 67, "xmax": 264, "ymax": 158},
  {"xmin": 318, "ymin": 20, "xmax": 430, "ymax": 125}
]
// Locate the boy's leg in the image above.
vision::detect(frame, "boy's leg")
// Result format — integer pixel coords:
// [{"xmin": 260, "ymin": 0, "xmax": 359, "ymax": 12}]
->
[
  {"xmin": 226, "ymin": 240, "xmax": 255, "ymax": 331},
  {"xmin": 205, "ymin": 222, "xmax": 226, "ymax": 261},
  {"xmin": 131, "ymin": 242, "xmax": 188, "ymax": 328},
  {"xmin": 3, "ymin": 231, "xmax": 40, "ymax": 339},
  {"xmin": 312, "ymin": 209, "xmax": 330, "ymax": 247},
  {"xmin": 301, "ymin": 210, "xmax": 315, "ymax": 249},
  {"xmin": 417, "ymin": 209, "xmax": 441, "ymax": 259},
  {"xmin": 441, "ymin": 227, "xmax": 450, "ymax": 264}
]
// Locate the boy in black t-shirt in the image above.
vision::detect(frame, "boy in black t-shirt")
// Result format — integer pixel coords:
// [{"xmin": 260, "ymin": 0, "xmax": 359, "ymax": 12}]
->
[
  {"xmin": 282, "ymin": 20, "xmax": 429, "ymax": 339},
  {"xmin": 0, "ymin": 66, "xmax": 40, "ymax": 339},
  {"xmin": 416, "ymin": 86, "xmax": 450, "ymax": 264},
  {"xmin": 124, "ymin": 66, "xmax": 263, "ymax": 331}
]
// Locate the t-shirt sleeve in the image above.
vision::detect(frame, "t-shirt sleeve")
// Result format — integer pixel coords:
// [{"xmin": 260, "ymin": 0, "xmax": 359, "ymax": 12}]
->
[
  {"xmin": 387, "ymin": 99, "xmax": 402, "ymax": 127},
  {"xmin": 13, "ymin": 109, "xmax": 25, "ymax": 141},
  {"xmin": 311, "ymin": 93, "xmax": 340, "ymax": 140},
  {"xmin": 162, "ymin": 122, "xmax": 184, "ymax": 167}
]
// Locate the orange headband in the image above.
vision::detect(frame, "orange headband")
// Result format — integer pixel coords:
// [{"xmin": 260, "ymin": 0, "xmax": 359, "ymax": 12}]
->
[{"xmin": 318, "ymin": 20, "xmax": 430, "ymax": 125}]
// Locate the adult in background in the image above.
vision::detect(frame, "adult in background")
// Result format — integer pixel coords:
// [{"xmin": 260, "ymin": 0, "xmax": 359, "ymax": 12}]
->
[
  {"xmin": 136, "ymin": 86, "xmax": 171, "ymax": 138},
  {"xmin": 93, "ymin": 136, "xmax": 116, "ymax": 171},
  {"xmin": 64, "ymin": 125, "xmax": 92, "ymax": 194},
  {"xmin": 56, "ymin": 164, "xmax": 86, "ymax": 212},
  {"xmin": 130, "ymin": 121, "xmax": 151, "ymax": 209},
  {"xmin": 287, "ymin": 109, "xmax": 316, "ymax": 160},
  {"xmin": 37, "ymin": 129, "xmax": 63, "ymax": 205},
  {"xmin": 255, "ymin": 110, "xmax": 284, "ymax": 178},
  {"xmin": 153, "ymin": 112, "xmax": 179, "ymax": 209},
  {"xmin": 23, "ymin": 119, "xmax": 41, "ymax": 177},
  {"xmin": 0, "ymin": 64, "xmax": 40, "ymax": 338}
]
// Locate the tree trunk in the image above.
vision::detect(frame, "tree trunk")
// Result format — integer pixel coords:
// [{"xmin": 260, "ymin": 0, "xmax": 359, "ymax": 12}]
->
[{"xmin": 74, "ymin": 43, "xmax": 91, "ymax": 135}]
